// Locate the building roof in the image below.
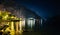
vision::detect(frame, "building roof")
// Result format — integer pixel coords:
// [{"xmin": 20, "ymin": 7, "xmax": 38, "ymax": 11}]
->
[{"xmin": 0, "ymin": 4, "xmax": 41, "ymax": 19}]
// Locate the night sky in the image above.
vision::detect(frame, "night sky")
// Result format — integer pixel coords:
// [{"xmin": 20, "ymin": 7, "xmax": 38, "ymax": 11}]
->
[
  {"xmin": 0, "ymin": 0, "xmax": 60, "ymax": 19},
  {"xmin": 15, "ymin": 0, "xmax": 60, "ymax": 19}
]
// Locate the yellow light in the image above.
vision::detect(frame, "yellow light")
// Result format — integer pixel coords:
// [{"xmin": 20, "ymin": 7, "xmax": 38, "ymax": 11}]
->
[
  {"xmin": 5, "ymin": 27, "xmax": 11, "ymax": 32},
  {"xmin": 10, "ymin": 21, "xmax": 15, "ymax": 35},
  {"xmin": 20, "ymin": 18, "xmax": 22, "ymax": 20},
  {"xmin": 11, "ymin": 22, "xmax": 14, "ymax": 30},
  {"xmin": 19, "ymin": 20, "xmax": 22, "ymax": 31},
  {"xmin": 2, "ymin": 15, "xmax": 8, "ymax": 20},
  {"xmin": 8, "ymin": 12, "xmax": 11, "ymax": 14},
  {"xmin": 1, "ymin": 30, "xmax": 4, "ymax": 32},
  {"xmin": 19, "ymin": 18, "xmax": 25, "ymax": 34},
  {"xmin": 0, "ymin": 11, "xmax": 2, "ymax": 15},
  {"xmin": 11, "ymin": 16, "xmax": 14, "ymax": 19}
]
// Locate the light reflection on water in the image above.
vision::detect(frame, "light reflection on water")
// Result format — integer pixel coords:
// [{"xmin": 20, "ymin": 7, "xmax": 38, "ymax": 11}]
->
[{"xmin": 9, "ymin": 31, "xmax": 41, "ymax": 35}]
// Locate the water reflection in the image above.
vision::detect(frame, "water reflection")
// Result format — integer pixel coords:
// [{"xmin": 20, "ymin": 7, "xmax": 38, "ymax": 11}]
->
[{"xmin": 0, "ymin": 8, "xmax": 41, "ymax": 35}]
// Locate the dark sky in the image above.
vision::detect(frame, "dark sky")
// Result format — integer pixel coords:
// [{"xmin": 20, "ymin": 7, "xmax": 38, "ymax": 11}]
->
[
  {"xmin": 0, "ymin": 0, "xmax": 60, "ymax": 19},
  {"xmin": 15, "ymin": 0, "xmax": 60, "ymax": 19}
]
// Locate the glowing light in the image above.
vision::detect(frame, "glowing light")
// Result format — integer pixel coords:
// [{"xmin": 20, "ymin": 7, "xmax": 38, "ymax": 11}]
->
[
  {"xmin": 0, "ymin": 11, "xmax": 2, "ymax": 15},
  {"xmin": 19, "ymin": 20, "xmax": 23, "ymax": 33},
  {"xmin": 5, "ymin": 27, "xmax": 11, "ymax": 32},
  {"xmin": 27, "ymin": 18, "xmax": 35, "ymax": 29},
  {"xmin": 19, "ymin": 19, "xmax": 23, "ymax": 33},
  {"xmin": 22, "ymin": 19, "xmax": 25, "ymax": 27},
  {"xmin": 2, "ymin": 15, "xmax": 8, "ymax": 20},
  {"xmin": 19, "ymin": 18, "xmax": 25, "ymax": 34},
  {"xmin": 16, "ymin": 22, "xmax": 19, "ymax": 35},
  {"xmin": 11, "ymin": 16, "xmax": 15, "ymax": 19},
  {"xmin": 10, "ymin": 21, "xmax": 15, "ymax": 35},
  {"xmin": 11, "ymin": 22, "xmax": 14, "ymax": 30}
]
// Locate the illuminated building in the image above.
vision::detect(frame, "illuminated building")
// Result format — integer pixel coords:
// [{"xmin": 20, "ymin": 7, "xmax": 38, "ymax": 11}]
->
[{"xmin": 0, "ymin": 4, "xmax": 44, "ymax": 35}]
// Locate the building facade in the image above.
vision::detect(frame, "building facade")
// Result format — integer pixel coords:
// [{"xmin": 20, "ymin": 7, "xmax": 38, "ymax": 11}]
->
[{"xmin": 0, "ymin": 4, "xmax": 43, "ymax": 35}]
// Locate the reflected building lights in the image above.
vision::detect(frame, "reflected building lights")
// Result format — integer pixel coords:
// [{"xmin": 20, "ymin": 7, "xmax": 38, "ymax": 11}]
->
[
  {"xmin": 0, "ymin": 10, "xmax": 42, "ymax": 35},
  {"xmin": 19, "ymin": 20, "xmax": 22, "ymax": 33},
  {"xmin": 10, "ymin": 21, "xmax": 15, "ymax": 35},
  {"xmin": 27, "ymin": 18, "xmax": 35, "ymax": 31},
  {"xmin": 0, "ymin": 4, "xmax": 43, "ymax": 35},
  {"xmin": 19, "ymin": 18, "xmax": 25, "ymax": 34}
]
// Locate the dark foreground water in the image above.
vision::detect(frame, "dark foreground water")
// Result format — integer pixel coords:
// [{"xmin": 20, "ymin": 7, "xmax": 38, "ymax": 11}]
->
[
  {"xmin": 0, "ymin": 31, "xmax": 41, "ymax": 35},
  {"xmin": 22, "ymin": 31, "xmax": 41, "ymax": 35}
]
